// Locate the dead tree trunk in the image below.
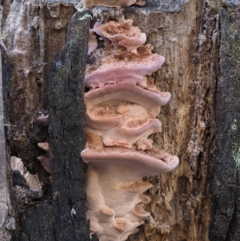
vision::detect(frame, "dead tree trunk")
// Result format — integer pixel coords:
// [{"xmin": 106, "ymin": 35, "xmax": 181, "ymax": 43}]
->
[
  {"xmin": 1, "ymin": 3, "xmax": 91, "ymax": 241},
  {"xmin": 18, "ymin": 11, "xmax": 90, "ymax": 241},
  {"xmin": 0, "ymin": 0, "xmax": 240, "ymax": 241},
  {"xmin": 210, "ymin": 7, "xmax": 240, "ymax": 241}
]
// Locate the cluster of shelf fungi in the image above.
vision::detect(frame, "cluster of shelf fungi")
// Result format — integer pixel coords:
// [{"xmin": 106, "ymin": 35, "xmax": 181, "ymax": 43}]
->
[
  {"xmin": 82, "ymin": 11, "xmax": 179, "ymax": 241},
  {"xmin": 11, "ymin": 1, "xmax": 179, "ymax": 240}
]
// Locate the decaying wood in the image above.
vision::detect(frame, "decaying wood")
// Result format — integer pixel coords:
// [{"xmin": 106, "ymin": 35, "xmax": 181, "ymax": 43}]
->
[
  {"xmin": 19, "ymin": 11, "xmax": 90, "ymax": 241},
  {"xmin": 2, "ymin": 2, "xmax": 90, "ymax": 240},
  {"xmin": 0, "ymin": 4, "xmax": 13, "ymax": 241},
  {"xmin": 1, "ymin": 0, "xmax": 240, "ymax": 240},
  {"xmin": 210, "ymin": 8, "xmax": 240, "ymax": 241},
  {"xmin": 100, "ymin": 1, "xmax": 217, "ymax": 240}
]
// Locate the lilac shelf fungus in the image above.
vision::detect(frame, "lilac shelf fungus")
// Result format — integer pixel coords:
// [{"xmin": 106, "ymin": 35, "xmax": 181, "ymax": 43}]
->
[
  {"xmin": 82, "ymin": 17, "xmax": 179, "ymax": 241},
  {"xmin": 35, "ymin": 15, "xmax": 179, "ymax": 241}
]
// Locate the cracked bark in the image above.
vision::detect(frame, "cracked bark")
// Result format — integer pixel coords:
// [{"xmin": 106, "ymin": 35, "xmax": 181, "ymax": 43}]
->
[
  {"xmin": 0, "ymin": 0, "xmax": 240, "ymax": 241},
  {"xmin": 19, "ymin": 12, "xmax": 90, "ymax": 241},
  {"xmin": 210, "ymin": 8, "xmax": 240, "ymax": 241}
]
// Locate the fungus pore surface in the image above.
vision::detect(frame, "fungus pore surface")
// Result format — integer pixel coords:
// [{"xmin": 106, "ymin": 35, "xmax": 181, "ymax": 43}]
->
[{"xmin": 82, "ymin": 17, "xmax": 179, "ymax": 241}]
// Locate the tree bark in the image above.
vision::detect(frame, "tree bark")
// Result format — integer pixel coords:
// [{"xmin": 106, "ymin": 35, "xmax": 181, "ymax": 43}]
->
[
  {"xmin": 17, "ymin": 11, "xmax": 90, "ymax": 241},
  {"xmin": 1, "ymin": 0, "xmax": 240, "ymax": 241},
  {"xmin": 210, "ymin": 7, "xmax": 240, "ymax": 241},
  {"xmin": 0, "ymin": 4, "xmax": 13, "ymax": 241}
]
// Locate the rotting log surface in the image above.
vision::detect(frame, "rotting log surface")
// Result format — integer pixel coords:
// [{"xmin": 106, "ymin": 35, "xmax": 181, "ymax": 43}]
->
[
  {"xmin": 19, "ymin": 11, "xmax": 90, "ymax": 241},
  {"xmin": 0, "ymin": 5, "xmax": 11, "ymax": 241},
  {"xmin": 48, "ymin": 10, "xmax": 90, "ymax": 241},
  {"xmin": 2, "ymin": 0, "xmax": 240, "ymax": 241},
  {"xmin": 210, "ymin": 8, "xmax": 240, "ymax": 241}
]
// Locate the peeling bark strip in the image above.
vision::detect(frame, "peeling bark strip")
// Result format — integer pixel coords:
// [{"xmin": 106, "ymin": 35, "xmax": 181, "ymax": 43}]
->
[
  {"xmin": 20, "ymin": 11, "xmax": 90, "ymax": 241},
  {"xmin": 3, "ymin": 0, "xmax": 240, "ymax": 240},
  {"xmin": 210, "ymin": 8, "xmax": 240, "ymax": 241},
  {"xmin": 0, "ymin": 5, "xmax": 12, "ymax": 241}
]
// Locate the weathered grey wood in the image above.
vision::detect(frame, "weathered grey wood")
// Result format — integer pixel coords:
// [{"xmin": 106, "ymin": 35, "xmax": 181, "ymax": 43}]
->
[
  {"xmin": 0, "ymin": 4, "xmax": 13, "ymax": 241},
  {"xmin": 2, "ymin": 0, "xmax": 240, "ymax": 240},
  {"xmin": 222, "ymin": 0, "xmax": 240, "ymax": 7},
  {"xmin": 210, "ymin": 8, "xmax": 240, "ymax": 241}
]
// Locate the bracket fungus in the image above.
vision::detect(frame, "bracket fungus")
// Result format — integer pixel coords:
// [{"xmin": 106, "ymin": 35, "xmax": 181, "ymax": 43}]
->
[
  {"xmin": 93, "ymin": 18, "xmax": 146, "ymax": 53},
  {"xmin": 82, "ymin": 17, "xmax": 179, "ymax": 241},
  {"xmin": 37, "ymin": 114, "xmax": 49, "ymax": 126}
]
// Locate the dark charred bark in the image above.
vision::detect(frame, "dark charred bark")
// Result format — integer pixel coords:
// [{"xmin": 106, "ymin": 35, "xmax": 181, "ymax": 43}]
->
[
  {"xmin": 1, "ymin": 0, "xmax": 240, "ymax": 241},
  {"xmin": 18, "ymin": 11, "xmax": 90, "ymax": 241},
  {"xmin": 210, "ymin": 8, "xmax": 240, "ymax": 241}
]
